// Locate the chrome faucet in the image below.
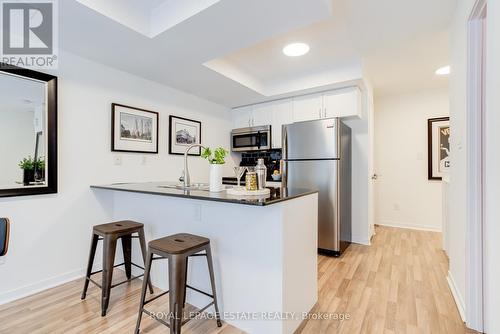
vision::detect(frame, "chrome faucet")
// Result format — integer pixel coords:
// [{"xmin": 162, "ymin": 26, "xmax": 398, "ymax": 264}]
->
[{"xmin": 182, "ymin": 144, "xmax": 205, "ymax": 188}]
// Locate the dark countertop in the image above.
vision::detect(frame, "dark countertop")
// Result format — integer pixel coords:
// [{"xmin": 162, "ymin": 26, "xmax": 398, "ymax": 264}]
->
[{"xmin": 90, "ymin": 182, "xmax": 317, "ymax": 206}]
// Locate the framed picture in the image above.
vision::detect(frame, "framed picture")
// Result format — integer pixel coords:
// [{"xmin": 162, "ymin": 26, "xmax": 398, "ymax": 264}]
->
[
  {"xmin": 111, "ymin": 103, "xmax": 159, "ymax": 153},
  {"xmin": 169, "ymin": 115, "xmax": 202, "ymax": 155},
  {"xmin": 428, "ymin": 117, "xmax": 450, "ymax": 180}
]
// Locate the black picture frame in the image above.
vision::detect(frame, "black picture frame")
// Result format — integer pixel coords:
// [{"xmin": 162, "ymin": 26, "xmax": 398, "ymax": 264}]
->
[
  {"xmin": 111, "ymin": 103, "xmax": 159, "ymax": 154},
  {"xmin": 427, "ymin": 117, "xmax": 450, "ymax": 180},
  {"xmin": 169, "ymin": 115, "xmax": 202, "ymax": 156},
  {"xmin": 0, "ymin": 63, "xmax": 58, "ymax": 198}
]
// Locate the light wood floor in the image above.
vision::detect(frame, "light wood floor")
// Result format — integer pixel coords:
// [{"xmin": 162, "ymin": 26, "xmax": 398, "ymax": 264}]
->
[
  {"xmin": 0, "ymin": 226, "xmax": 473, "ymax": 334},
  {"xmin": 296, "ymin": 226, "xmax": 473, "ymax": 334}
]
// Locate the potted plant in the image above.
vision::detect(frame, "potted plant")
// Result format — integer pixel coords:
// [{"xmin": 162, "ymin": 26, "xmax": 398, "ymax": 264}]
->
[
  {"xmin": 201, "ymin": 147, "xmax": 228, "ymax": 192},
  {"xmin": 18, "ymin": 156, "xmax": 35, "ymax": 185},
  {"xmin": 34, "ymin": 157, "xmax": 45, "ymax": 182}
]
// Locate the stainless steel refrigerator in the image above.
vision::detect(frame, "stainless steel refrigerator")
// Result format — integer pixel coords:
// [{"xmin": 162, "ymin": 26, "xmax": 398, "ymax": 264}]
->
[{"xmin": 282, "ymin": 118, "xmax": 352, "ymax": 256}]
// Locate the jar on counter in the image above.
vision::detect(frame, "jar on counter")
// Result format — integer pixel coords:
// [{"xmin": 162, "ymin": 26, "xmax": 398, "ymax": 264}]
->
[{"xmin": 245, "ymin": 167, "xmax": 258, "ymax": 191}]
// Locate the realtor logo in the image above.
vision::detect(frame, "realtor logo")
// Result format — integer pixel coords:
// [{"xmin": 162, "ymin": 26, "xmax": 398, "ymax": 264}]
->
[{"xmin": 1, "ymin": 0, "xmax": 58, "ymax": 69}]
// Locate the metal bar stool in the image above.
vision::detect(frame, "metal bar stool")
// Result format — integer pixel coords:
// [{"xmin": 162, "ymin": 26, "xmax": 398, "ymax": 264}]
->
[
  {"xmin": 0, "ymin": 218, "xmax": 10, "ymax": 257},
  {"xmin": 81, "ymin": 220, "xmax": 154, "ymax": 316},
  {"xmin": 134, "ymin": 233, "xmax": 222, "ymax": 334}
]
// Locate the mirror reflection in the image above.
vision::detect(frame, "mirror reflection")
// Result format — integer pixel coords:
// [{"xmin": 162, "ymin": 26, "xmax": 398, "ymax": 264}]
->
[{"xmin": 0, "ymin": 73, "xmax": 47, "ymax": 190}]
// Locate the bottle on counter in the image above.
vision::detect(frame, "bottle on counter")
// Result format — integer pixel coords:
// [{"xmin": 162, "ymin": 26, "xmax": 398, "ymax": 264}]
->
[{"xmin": 256, "ymin": 158, "xmax": 267, "ymax": 190}]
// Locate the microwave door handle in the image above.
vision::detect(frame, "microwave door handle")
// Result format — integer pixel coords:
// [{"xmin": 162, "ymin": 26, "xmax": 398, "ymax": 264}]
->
[{"xmin": 256, "ymin": 131, "xmax": 261, "ymax": 149}]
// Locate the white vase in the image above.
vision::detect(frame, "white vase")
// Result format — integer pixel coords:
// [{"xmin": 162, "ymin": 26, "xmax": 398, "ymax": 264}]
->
[{"xmin": 209, "ymin": 164, "xmax": 224, "ymax": 192}]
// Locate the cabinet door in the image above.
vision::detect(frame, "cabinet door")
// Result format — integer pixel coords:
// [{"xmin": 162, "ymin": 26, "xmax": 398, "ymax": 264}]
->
[
  {"xmin": 252, "ymin": 103, "xmax": 273, "ymax": 127},
  {"xmin": 292, "ymin": 93, "xmax": 323, "ymax": 122},
  {"xmin": 271, "ymin": 99, "xmax": 293, "ymax": 149},
  {"xmin": 323, "ymin": 87, "xmax": 361, "ymax": 118},
  {"xmin": 232, "ymin": 106, "xmax": 253, "ymax": 129}
]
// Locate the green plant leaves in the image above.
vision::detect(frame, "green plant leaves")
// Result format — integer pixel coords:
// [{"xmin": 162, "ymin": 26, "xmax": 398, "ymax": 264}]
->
[{"xmin": 201, "ymin": 147, "xmax": 228, "ymax": 164}]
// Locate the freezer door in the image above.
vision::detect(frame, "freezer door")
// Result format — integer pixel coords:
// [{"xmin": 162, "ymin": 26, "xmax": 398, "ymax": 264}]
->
[
  {"xmin": 284, "ymin": 160, "xmax": 340, "ymax": 251},
  {"xmin": 283, "ymin": 118, "xmax": 339, "ymax": 160}
]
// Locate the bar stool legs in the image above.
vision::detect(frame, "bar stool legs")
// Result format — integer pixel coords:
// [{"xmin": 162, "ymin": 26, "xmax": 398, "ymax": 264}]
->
[
  {"xmin": 205, "ymin": 246, "xmax": 222, "ymax": 327},
  {"xmin": 81, "ymin": 234, "xmax": 99, "ymax": 300},
  {"xmin": 134, "ymin": 237, "xmax": 222, "ymax": 334},
  {"xmin": 134, "ymin": 251, "xmax": 153, "ymax": 334},
  {"xmin": 168, "ymin": 255, "xmax": 187, "ymax": 333},
  {"xmin": 81, "ymin": 222, "xmax": 154, "ymax": 317},
  {"xmin": 101, "ymin": 235, "xmax": 117, "ymax": 316}
]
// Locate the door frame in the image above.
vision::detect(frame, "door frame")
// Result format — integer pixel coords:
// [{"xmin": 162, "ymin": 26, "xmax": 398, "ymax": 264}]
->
[{"xmin": 466, "ymin": 0, "xmax": 487, "ymax": 331}]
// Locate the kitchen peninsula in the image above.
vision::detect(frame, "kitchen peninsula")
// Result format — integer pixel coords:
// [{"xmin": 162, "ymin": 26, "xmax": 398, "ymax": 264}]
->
[{"xmin": 91, "ymin": 182, "xmax": 318, "ymax": 334}]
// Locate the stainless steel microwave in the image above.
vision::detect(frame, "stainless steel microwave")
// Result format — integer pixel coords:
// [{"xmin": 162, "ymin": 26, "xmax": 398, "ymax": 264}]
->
[{"xmin": 231, "ymin": 125, "xmax": 271, "ymax": 152}]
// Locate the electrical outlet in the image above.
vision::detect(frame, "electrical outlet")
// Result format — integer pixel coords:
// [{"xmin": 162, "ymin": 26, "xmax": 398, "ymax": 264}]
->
[
  {"xmin": 0, "ymin": 257, "xmax": 6, "ymax": 265},
  {"xmin": 141, "ymin": 156, "xmax": 147, "ymax": 165},
  {"xmin": 393, "ymin": 203, "xmax": 400, "ymax": 211},
  {"xmin": 114, "ymin": 155, "xmax": 122, "ymax": 166}
]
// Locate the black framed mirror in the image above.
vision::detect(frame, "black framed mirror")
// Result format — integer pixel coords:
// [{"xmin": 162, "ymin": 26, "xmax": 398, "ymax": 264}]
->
[{"xmin": 0, "ymin": 63, "xmax": 57, "ymax": 198}]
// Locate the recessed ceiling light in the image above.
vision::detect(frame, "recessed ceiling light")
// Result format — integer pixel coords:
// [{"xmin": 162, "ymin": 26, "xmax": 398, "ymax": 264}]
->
[
  {"xmin": 283, "ymin": 43, "xmax": 310, "ymax": 57},
  {"xmin": 435, "ymin": 66, "xmax": 451, "ymax": 75}
]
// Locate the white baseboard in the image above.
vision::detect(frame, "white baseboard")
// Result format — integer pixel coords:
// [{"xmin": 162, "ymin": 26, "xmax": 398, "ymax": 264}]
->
[
  {"xmin": 377, "ymin": 220, "xmax": 442, "ymax": 233},
  {"xmin": 0, "ymin": 267, "xmax": 87, "ymax": 305},
  {"xmin": 351, "ymin": 235, "xmax": 370, "ymax": 246},
  {"xmin": 447, "ymin": 271, "xmax": 466, "ymax": 322}
]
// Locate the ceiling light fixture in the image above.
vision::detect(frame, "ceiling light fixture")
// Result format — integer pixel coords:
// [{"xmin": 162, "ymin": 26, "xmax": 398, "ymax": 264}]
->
[
  {"xmin": 283, "ymin": 43, "xmax": 310, "ymax": 57},
  {"xmin": 435, "ymin": 65, "xmax": 451, "ymax": 75}
]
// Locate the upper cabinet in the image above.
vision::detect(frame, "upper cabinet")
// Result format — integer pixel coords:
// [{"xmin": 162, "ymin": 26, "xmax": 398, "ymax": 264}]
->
[
  {"xmin": 292, "ymin": 87, "xmax": 362, "ymax": 122},
  {"xmin": 271, "ymin": 100, "xmax": 294, "ymax": 149},
  {"xmin": 232, "ymin": 105, "xmax": 254, "ymax": 128},
  {"xmin": 323, "ymin": 87, "xmax": 361, "ymax": 119},
  {"xmin": 252, "ymin": 104, "xmax": 274, "ymax": 127},
  {"xmin": 231, "ymin": 86, "xmax": 363, "ymax": 149},
  {"xmin": 292, "ymin": 93, "xmax": 323, "ymax": 122}
]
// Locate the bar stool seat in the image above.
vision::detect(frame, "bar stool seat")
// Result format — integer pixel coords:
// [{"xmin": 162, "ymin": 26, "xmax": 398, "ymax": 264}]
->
[
  {"xmin": 93, "ymin": 220, "xmax": 145, "ymax": 236},
  {"xmin": 81, "ymin": 220, "xmax": 153, "ymax": 316},
  {"xmin": 135, "ymin": 233, "xmax": 222, "ymax": 334},
  {"xmin": 149, "ymin": 233, "xmax": 209, "ymax": 254}
]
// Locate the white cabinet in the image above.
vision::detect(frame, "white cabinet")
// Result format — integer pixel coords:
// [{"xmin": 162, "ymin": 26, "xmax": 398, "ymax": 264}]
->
[
  {"xmin": 292, "ymin": 93, "xmax": 323, "ymax": 122},
  {"xmin": 232, "ymin": 100, "xmax": 293, "ymax": 149},
  {"xmin": 232, "ymin": 106, "xmax": 253, "ymax": 128},
  {"xmin": 231, "ymin": 87, "xmax": 363, "ymax": 149},
  {"xmin": 272, "ymin": 100, "xmax": 293, "ymax": 149},
  {"xmin": 323, "ymin": 87, "xmax": 361, "ymax": 118},
  {"xmin": 252, "ymin": 104, "xmax": 273, "ymax": 127}
]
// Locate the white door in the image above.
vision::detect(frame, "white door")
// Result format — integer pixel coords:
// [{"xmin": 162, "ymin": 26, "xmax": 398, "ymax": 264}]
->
[
  {"xmin": 323, "ymin": 87, "xmax": 361, "ymax": 119},
  {"xmin": 292, "ymin": 93, "xmax": 323, "ymax": 122},
  {"xmin": 232, "ymin": 106, "xmax": 253, "ymax": 129}
]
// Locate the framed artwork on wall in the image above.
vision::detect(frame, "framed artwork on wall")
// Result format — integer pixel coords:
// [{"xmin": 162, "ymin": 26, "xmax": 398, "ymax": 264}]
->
[
  {"xmin": 428, "ymin": 117, "xmax": 450, "ymax": 180},
  {"xmin": 169, "ymin": 115, "xmax": 202, "ymax": 155},
  {"xmin": 111, "ymin": 103, "xmax": 159, "ymax": 154}
]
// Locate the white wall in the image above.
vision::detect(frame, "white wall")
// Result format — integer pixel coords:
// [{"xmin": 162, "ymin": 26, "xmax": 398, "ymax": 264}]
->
[
  {"xmin": 343, "ymin": 81, "xmax": 375, "ymax": 245},
  {"xmin": 0, "ymin": 51, "xmax": 232, "ymax": 304},
  {"xmin": 0, "ymin": 111, "xmax": 36, "ymax": 188},
  {"xmin": 374, "ymin": 89, "xmax": 449, "ymax": 231}
]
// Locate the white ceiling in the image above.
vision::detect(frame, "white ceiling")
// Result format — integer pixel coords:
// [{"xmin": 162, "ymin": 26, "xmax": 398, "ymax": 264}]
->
[{"xmin": 60, "ymin": 0, "xmax": 455, "ymax": 107}]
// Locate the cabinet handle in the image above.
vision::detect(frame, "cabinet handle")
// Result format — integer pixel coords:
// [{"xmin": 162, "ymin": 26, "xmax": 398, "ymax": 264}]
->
[{"xmin": 319, "ymin": 109, "xmax": 322, "ymax": 119}]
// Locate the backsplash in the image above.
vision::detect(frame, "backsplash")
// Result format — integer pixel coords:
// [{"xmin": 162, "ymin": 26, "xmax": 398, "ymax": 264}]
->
[{"xmin": 240, "ymin": 150, "xmax": 282, "ymax": 178}]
